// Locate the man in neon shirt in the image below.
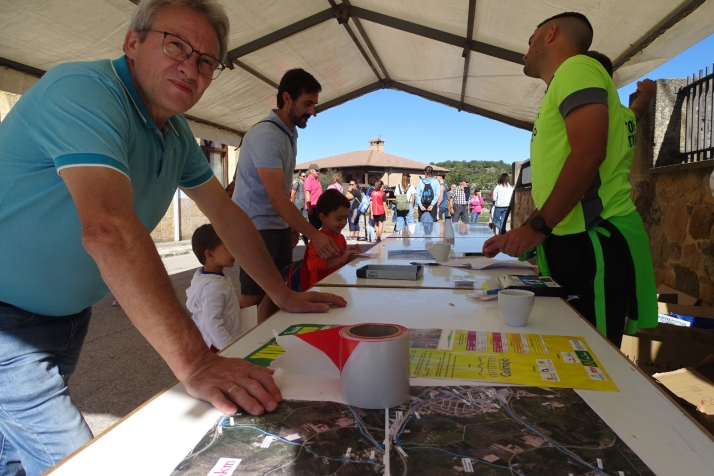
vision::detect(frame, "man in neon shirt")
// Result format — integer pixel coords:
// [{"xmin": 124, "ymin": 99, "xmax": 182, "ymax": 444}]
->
[{"xmin": 483, "ymin": 12, "xmax": 657, "ymax": 346}]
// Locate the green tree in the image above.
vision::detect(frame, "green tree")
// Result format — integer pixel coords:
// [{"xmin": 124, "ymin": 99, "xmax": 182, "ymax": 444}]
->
[{"xmin": 431, "ymin": 160, "xmax": 511, "ymax": 192}]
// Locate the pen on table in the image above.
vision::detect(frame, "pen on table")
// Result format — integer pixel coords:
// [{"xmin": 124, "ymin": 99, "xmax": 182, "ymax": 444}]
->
[{"xmin": 410, "ymin": 262, "xmax": 440, "ymax": 266}]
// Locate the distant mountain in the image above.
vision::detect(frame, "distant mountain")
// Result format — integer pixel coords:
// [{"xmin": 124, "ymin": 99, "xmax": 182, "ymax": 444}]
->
[{"xmin": 430, "ymin": 160, "xmax": 512, "ymax": 191}]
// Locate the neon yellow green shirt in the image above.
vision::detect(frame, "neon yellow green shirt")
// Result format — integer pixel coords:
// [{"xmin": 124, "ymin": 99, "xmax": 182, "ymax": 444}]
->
[{"xmin": 530, "ymin": 55, "xmax": 636, "ymax": 235}]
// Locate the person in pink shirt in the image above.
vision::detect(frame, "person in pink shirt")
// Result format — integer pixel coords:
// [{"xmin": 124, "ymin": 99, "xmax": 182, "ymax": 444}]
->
[
  {"xmin": 370, "ymin": 180, "xmax": 387, "ymax": 242},
  {"xmin": 469, "ymin": 188, "xmax": 484, "ymax": 223},
  {"xmin": 326, "ymin": 172, "xmax": 343, "ymax": 193},
  {"xmin": 304, "ymin": 163, "xmax": 323, "ymax": 230}
]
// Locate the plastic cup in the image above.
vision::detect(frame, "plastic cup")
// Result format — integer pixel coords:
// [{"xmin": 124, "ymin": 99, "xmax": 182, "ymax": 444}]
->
[
  {"xmin": 429, "ymin": 243, "xmax": 451, "ymax": 262},
  {"xmin": 498, "ymin": 289, "xmax": 535, "ymax": 327}
]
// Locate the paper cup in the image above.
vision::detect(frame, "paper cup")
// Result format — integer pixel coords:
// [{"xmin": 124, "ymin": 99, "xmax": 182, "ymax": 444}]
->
[
  {"xmin": 498, "ymin": 289, "xmax": 535, "ymax": 327},
  {"xmin": 429, "ymin": 243, "xmax": 451, "ymax": 262}
]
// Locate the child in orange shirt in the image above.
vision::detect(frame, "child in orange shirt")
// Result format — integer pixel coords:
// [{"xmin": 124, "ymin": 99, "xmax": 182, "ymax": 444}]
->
[
  {"xmin": 282, "ymin": 189, "xmax": 361, "ymax": 291},
  {"xmin": 305, "ymin": 189, "xmax": 361, "ymax": 288}
]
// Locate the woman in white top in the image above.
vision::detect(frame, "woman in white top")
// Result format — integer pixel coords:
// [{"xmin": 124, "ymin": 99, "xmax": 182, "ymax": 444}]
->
[
  {"xmin": 393, "ymin": 173, "xmax": 415, "ymax": 230},
  {"xmin": 492, "ymin": 173, "xmax": 514, "ymax": 235}
]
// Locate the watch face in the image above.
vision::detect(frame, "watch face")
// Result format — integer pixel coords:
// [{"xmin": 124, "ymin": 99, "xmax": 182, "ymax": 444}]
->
[{"xmin": 531, "ymin": 215, "xmax": 544, "ymax": 229}]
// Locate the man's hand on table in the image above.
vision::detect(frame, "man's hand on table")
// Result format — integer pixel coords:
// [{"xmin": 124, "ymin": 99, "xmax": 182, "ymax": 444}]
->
[
  {"xmin": 276, "ymin": 289, "xmax": 347, "ymax": 313},
  {"xmin": 309, "ymin": 230, "xmax": 341, "ymax": 260},
  {"xmin": 482, "ymin": 226, "xmax": 546, "ymax": 258},
  {"xmin": 182, "ymin": 352, "xmax": 282, "ymax": 416}
]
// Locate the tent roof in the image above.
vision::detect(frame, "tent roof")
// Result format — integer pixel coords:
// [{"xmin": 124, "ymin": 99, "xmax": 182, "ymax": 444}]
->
[
  {"xmin": 295, "ymin": 148, "xmax": 449, "ymax": 173},
  {"xmin": 2, "ymin": 0, "xmax": 713, "ymax": 142}
]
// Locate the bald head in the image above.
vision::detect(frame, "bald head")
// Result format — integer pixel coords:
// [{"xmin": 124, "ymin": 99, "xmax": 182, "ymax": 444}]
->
[{"xmin": 537, "ymin": 12, "xmax": 593, "ymax": 53}]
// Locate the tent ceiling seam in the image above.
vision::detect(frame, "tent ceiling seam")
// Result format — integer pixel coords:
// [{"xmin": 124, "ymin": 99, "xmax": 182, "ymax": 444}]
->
[
  {"xmin": 347, "ymin": 6, "xmax": 524, "ymax": 65},
  {"xmin": 389, "ymin": 80, "xmax": 533, "ymax": 131},
  {"xmin": 327, "ymin": 0, "xmax": 383, "ymax": 81},
  {"xmin": 226, "ymin": 5, "xmax": 524, "ymax": 66},
  {"xmin": 226, "ymin": 8, "xmax": 336, "ymax": 61},
  {"xmin": 231, "ymin": 59, "xmax": 279, "ymax": 89},
  {"xmin": 342, "ymin": 0, "xmax": 390, "ymax": 80},
  {"xmin": 613, "ymin": 0, "xmax": 708, "ymax": 70},
  {"xmin": 0, "ymin": 57, "xmax": 45, "ymax": 78},
  {"xmin": 184, "ymin": 115, "xmax": 245, "ymax": 137},
  {"xmin": 459, "ymin": 0, "xmax": 478, "ymax": 109},
  {"xmin": 315, "ymin": 81, "xmax": 386, "ymax": 114}
]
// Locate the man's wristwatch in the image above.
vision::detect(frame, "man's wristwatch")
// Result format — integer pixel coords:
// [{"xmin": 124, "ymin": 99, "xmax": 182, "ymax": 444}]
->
[{"xmin": 529, "ymin": 214, "xmax": 553, "ymax": 236}]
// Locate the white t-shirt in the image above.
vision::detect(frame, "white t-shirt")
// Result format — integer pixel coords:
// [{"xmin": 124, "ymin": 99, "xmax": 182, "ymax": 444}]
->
[
  {"xmin": 186, "ymin": 268, "xmax": 245, "ymax": 350},
  {"xmin": 493, "ymin": 184, "xmax": 514, "ymax": 207},
  {"xmin": 395, "ymin": 183, "xmax": 415, "ymax": 205}
]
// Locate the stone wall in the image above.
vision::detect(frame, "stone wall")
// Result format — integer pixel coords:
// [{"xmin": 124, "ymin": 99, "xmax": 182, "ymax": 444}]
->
[
  {"xmin": 150, "ymin": 146, "xmax": 239, "ymax": 242},
  {"xmin": 630, "ymin": 79, "xmax": 714, "ymax": 305}
]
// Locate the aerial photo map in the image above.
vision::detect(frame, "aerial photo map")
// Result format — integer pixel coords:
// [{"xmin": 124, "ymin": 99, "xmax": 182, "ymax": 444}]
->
[{"xmin": 171, "ymin": 385, "xmax": 653, "ymax": 476}]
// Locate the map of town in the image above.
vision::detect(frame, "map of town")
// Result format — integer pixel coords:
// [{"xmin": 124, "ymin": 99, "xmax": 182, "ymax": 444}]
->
[{"xmin": 171, "ymin": 385, "xmax": 653, "ymax": 475}]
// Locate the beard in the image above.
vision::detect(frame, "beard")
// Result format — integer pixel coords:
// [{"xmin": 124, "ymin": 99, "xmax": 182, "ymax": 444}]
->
[
  {"xmin": 523, "ymin": 62, "xmax": 539, "ymax": 78},
  {"xmin": 289, "ymin": 105, "xmax": 311, "ymax": 129}
]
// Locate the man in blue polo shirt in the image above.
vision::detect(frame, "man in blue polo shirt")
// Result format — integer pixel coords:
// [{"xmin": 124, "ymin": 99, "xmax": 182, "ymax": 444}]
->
[{"xmin": 0, "ymin": 1, "xmax": 344, "ymax": 474}]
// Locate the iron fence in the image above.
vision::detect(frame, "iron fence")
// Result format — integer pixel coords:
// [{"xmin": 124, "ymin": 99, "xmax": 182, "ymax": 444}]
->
[{"xmin": 677, "ymin": 65, "xmax": 714, "ymax": 163}]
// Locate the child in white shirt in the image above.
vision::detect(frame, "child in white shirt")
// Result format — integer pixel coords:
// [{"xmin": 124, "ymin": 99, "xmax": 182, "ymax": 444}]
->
[{"xmin": 186, "ymin": 224, "xmax": 244, "ymax": 352}]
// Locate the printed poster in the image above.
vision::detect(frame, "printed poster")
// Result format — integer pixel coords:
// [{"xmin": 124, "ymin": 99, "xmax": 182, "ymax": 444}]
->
[{"xmin": 245, "ymin": 324, "xmax": 618, "ymax": 392}]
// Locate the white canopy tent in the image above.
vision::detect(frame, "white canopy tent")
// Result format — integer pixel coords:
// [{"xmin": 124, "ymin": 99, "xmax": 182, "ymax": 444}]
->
[{"xmin": 1, "ymin": 0, "xmax": 713, "ymax": 146}]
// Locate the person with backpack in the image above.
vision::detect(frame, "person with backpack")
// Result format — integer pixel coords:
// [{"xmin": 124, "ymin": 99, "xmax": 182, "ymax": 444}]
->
[
  {"xmin": 393, "ymin": 173, "xmax": 414, "ymax": 231},
  {"xmin": 415, "ymin": 166, "xmax": 440, "ymax": 222}
]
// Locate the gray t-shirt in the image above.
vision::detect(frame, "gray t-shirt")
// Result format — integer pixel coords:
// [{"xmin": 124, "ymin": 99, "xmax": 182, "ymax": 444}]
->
[
  {"xmin": 292, "ymin": 180, "xmax": 305, "ymax": 209},
  {"xmin": 232, "ymin": 110, "xmax": 298, "ymax": 230}
]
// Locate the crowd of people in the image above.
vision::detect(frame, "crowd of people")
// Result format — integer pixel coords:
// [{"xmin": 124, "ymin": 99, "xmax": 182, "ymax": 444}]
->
[{"xmin": 0, "ymin": 1, "xmax": 660, "ymax": 474}]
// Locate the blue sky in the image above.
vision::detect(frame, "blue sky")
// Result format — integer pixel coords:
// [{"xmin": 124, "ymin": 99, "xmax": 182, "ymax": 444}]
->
[{"xmin": 296, "ymin": 33, "xmax": 714, "ymax": 166}]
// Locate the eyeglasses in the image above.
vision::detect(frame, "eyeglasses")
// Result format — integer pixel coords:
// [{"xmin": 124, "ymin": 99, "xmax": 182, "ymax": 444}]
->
[{"xmin": 142, "ymin": 30, "xmax": 225, "ymax": 80}]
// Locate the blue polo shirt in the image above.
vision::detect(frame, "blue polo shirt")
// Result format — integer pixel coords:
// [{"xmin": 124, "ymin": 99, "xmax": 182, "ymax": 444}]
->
[{"xmin": 0, "ymin": 56, "xmax": 214, "ymax": 316}]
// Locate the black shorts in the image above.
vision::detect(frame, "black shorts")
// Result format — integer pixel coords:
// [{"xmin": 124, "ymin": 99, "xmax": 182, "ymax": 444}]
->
[
  {"xmin": 239, "ymin": 227, "xmax": 293, "ymax": 296},
  {"xmin": 438, "ymin": 208, "xmax": 449, "ymax": 220},
  {"xmin": 373, "ymin": 214, "xmax": 386, "ymax": 223},
  {"xmin": 543, "ymin": 222, "xmax": 635, "ymax": 347}
]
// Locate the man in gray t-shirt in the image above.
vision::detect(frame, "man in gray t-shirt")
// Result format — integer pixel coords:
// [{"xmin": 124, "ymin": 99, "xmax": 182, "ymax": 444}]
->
[
  {"xmin": 291, "ymin": 172, "xmax": 307, "ymax": 218},
  {"xmin": 232, "ymin": 69, "xmax": 340, "ymax": 320}
]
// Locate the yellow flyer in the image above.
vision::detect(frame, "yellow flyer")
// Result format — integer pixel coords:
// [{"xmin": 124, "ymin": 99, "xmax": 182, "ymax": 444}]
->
[{"xmin": 409, "ymin": 329, "xmax": 618, "ymax": 392}]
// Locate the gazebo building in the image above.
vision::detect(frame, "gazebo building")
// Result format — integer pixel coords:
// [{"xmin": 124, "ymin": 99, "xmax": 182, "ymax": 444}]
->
[{"xmin": 295, "ymin": 138, "xmax": 448, "ymax": 188}]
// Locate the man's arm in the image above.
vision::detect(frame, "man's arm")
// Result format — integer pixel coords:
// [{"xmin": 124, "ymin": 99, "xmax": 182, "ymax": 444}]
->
[
  {"xmin": 290, "ymin": 186, "xmax": 296, "ymax": 202},
  {"xmin": 436, "ymin": 185, "xmax": 443, "ymax": 208},
  {"xmin": 61, "ymin": 167, "xmax": 281, "ymax": 416},
  {"xmin": 258, "ymin": 168, "xmax": 340, "ymax": 259},
  {"xmin": 630, "ymin": 79, "xmax": 655, "ymax": 121},
  {"xmin": 483, "ymin": 103, "xmax": 609, "ymax": 258}
]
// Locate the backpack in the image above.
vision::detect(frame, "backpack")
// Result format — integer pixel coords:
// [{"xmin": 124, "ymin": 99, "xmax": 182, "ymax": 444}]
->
[
  {"xmin": 280, "ymin": 246, "xmax": 310, "ymax": 292},
  {"xmin": 395, "ymin": 185, "xmax": 410, "ymax": 211},
  {"xmin": 421, "ymin": 179, "xmax": 435, "ymax": 206},
  {"xmin": 358, "ymin": 192, "xmax": 372, "ymax": 214}
]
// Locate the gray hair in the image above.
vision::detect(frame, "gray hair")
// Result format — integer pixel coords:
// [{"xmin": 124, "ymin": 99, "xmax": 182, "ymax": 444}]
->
[{"xmin": 128, "ymin": 0, "xmax": 230, "ymax": 62}]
